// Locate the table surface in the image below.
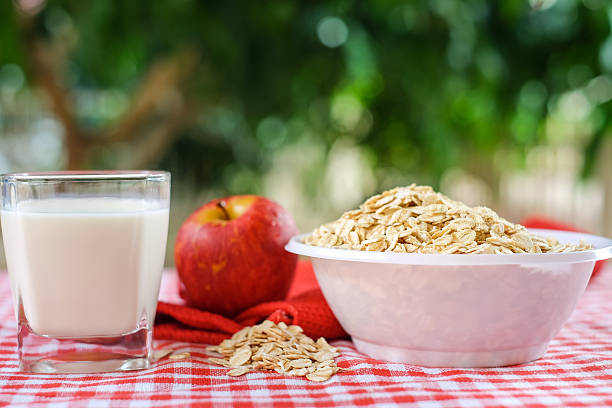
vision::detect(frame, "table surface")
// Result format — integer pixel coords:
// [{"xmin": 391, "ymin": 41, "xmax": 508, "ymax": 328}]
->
[{"xmin": 0, "ymin": 267, "xmax": 611, "ymax": 408}]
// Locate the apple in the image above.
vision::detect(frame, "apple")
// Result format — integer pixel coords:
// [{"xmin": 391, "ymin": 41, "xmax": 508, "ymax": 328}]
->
[{"xmin": 175, "ymin": 195, "xmax": 299, "ymax": 316}]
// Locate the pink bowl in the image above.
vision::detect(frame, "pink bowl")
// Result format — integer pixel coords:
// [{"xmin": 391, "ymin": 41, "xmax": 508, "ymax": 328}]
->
[{"xmin": 286, "ymin": 229, "xmax": 612, "ymax": 367}]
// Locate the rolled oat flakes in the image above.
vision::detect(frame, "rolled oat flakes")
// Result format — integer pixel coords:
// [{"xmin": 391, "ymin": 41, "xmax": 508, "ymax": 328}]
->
[
  {"xmin": 206, "ymin": 320, "xmax": 343, "ymax": 382},
  {"xmin": 304, "ymin": 184, "xmax": 592, "ymax": 254}
]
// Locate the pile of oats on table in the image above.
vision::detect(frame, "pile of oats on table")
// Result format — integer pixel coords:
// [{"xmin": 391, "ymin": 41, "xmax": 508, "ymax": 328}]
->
[
  {"xmin": 305, "ymin": 184, "xmax": 592, "ymax": 254},
  {"xmin": 207, "ymin": 320, "xmax": 345, "ymax": 382}
]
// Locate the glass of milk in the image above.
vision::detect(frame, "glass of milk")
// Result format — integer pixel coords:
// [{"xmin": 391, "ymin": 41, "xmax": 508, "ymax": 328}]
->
[{"xmin": 1, "ymin": 171, "xmax": 170, "ymax": 373}]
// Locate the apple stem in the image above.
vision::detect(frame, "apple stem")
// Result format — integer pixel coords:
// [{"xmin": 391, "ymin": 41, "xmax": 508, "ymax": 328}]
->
[{"xmin": 217, "ymin": 200, "xmax": 231, "ymax": 220}]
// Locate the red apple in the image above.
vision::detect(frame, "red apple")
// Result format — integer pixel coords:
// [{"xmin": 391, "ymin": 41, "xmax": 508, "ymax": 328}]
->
[{"xmin": 174, "ymin": 195, "xmax": 299, "ymax": 316}]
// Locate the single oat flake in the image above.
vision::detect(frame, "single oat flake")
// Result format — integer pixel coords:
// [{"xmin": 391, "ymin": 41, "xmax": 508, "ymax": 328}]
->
[
  {"xmin": 168, "ymin": 352, "xmax": 191, "ymax": 360},
  {"xmin": 304, "ymin": 184, "xmax": 592, "ymax": 254},
  {"xmin": 206, "ymin": 320, "xmax": 342, "ymax": 382}
]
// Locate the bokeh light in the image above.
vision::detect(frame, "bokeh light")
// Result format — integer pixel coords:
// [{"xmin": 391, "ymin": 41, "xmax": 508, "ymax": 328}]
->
[
  {"xmin": 256, "ymin": 116, "xmax": 287, "ymax": 149},
  {"xmin": 13, "ymin": 0, "xmax": 45, "ymax": 15},
  {"xmin": 0, "ymin": 65, "xmax": 25, "ymax": 94},
  {"xmin": 585, "ymin": 75, "xmax": 612, "ymax": 104},
  {"xmin": 317, "ymin": 17, "xmax": 349, "ymax": 48}
]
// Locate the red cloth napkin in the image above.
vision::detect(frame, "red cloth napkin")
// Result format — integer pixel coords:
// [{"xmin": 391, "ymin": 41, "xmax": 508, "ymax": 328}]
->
[
  {"xmin": 155, "ymin": 261, "xmax": 348, "ymax": 344},
  {"xmin": 156, "ymin": 216, "xmax": 604, "ymax": 344}
]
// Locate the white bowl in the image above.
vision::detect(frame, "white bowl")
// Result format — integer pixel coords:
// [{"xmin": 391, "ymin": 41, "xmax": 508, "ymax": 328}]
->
[{"xmin": 286, "ymin": 229, "xmax": 612, "ymax": 367}]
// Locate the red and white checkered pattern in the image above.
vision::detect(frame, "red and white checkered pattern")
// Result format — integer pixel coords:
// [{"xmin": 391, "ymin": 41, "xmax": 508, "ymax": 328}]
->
[{"xmin": 0, "ymin": 267, "xmax": 611, "ymax": 408}]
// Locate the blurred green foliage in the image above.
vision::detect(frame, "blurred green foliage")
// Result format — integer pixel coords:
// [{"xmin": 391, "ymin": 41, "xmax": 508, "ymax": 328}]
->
[{"xmin": 1, "ymin": 0, "xmax": 611, "ymax": 191}]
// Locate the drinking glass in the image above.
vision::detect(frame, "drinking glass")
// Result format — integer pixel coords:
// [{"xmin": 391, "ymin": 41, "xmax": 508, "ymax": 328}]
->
[{"xmin": 1, "ymin": 171, "xmax": 170, "ymax": 373}]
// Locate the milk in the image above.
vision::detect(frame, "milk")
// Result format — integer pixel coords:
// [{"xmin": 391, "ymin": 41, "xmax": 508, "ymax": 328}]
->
[{"xmin": 1, "ymin": 198, "xmax": 169, "ymax": 338}]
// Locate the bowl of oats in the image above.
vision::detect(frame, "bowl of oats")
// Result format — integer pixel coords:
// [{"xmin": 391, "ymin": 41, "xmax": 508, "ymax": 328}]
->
[{"xmin": 286, "ymin": 185, "xmax": 612, "ymax": 368}]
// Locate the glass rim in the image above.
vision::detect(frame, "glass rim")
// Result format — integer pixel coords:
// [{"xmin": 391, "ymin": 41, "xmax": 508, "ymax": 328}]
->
[{"xmin": 1, "ymin": 170, "xmax": 170, "ymax": 183}]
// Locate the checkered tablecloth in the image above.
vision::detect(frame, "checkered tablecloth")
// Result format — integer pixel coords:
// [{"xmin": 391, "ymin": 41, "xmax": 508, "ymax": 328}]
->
[{"xmin": 0, "ymin": 267, "xmax": 611, "ymax": 408}]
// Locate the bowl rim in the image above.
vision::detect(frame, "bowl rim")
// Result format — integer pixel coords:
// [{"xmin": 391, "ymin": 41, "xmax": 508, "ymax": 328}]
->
[{"xmin": 285, "ymin": 228, "xmax": 612, "ymax": 265}]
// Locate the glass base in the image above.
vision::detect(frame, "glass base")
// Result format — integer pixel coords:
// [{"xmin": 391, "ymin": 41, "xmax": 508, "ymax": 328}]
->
[{"xmin": 18, "ymin": 323, "xmax": 153, "ymax": 373}]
